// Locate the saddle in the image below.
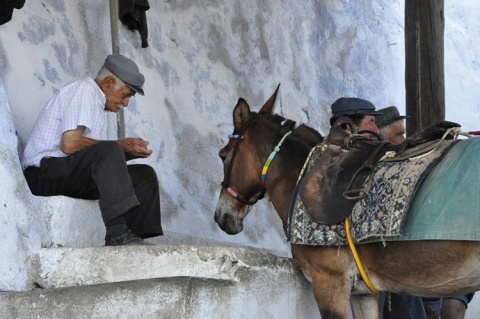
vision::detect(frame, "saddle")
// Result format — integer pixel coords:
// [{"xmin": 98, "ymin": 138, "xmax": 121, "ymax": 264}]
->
[{"xmin": 298, "ymin": 120, "xmax": 460, "ymax": 225}]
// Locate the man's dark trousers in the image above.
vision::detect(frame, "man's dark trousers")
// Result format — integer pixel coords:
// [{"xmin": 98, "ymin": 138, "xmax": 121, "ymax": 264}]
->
[{"xmin": 24, "ymin": 141, "xmax": 163, "ymax": 238}]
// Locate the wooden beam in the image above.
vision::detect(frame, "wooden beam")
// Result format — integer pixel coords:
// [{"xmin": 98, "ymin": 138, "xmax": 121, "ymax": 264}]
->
[
  {"xmin": 405, "ymin": 0, "xmax": 445, "ymax": 136},
  {"xmin": 109, "ymin": 0, "xmax": 125, "ymax": 140}
]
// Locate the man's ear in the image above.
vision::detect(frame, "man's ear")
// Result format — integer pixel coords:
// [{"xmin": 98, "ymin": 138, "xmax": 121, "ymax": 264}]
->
[
  {"xmin": 101, "ymin": 76, "xmax": 115, "ymax": 91},
  {"xmin": 333, "ymin": 116, "xmax": 357, "ymax": 133}
]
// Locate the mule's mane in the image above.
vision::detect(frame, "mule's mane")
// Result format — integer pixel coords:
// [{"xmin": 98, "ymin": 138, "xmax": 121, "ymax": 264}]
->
[
  {"xmin": 251, "ymin": 111, "xmax": 324, "ymax": 148},
  {"xmin": 273, "ymin": 114, "xmax": 323, "ymax": 146},
  {"xmin": 294, "ymin": 123, "xmax": 324, "ymax": 145}
]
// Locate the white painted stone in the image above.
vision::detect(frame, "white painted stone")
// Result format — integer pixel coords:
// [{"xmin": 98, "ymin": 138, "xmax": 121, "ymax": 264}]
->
[
  {"xmin": 1, "ymin": 258, "xmax": 319, "ymax": 319},
  {"xmin": 0, "ymin": 78, "xmax": 42, "ymax": 291},
  {"xmin": 29, "ymin": 245, "xmax": 296, "ymax": 289},
  {"xmin": 40, "ymin": 196, "xmax": 105, "ymax": 248}
]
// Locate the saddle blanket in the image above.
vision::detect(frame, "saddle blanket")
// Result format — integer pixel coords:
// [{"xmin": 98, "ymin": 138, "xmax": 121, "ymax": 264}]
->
[{"xmin": 288, "ymin": 137, "xmax": 480, "ymax": 246}]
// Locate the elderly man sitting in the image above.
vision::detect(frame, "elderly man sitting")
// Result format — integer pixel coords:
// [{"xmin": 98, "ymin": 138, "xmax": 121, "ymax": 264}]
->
[{"xmin": 22, "ymin": 55, "xmax": 164, "ymax": 246}]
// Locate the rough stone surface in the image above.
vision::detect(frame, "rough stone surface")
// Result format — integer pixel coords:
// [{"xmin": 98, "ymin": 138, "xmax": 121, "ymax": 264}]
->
[
  {"xmin": 2, "ymin": 247, "xmax": 319, "ymax": 319},
  {"xmin": 30, "ymin": 245, "xmax": 295, "ymax": 289},
  {"xmin": 0, "ymin": 276, "xmax": 318, "ymax": 319},
  {"xmin": 40, "ymin": 197, "xmax": 104, "ymax": 248}
]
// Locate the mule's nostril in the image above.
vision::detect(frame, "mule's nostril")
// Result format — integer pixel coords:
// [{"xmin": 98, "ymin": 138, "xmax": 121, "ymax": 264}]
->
[{"xmin": 214, "ymin": 213, "xmax": 222, "ymax": 225}]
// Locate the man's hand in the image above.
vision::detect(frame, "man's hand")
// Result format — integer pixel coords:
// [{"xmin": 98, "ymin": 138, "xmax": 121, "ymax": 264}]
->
[{"xmin": 119, "ymin": 138, "xmax": 153, "ymax": 159}]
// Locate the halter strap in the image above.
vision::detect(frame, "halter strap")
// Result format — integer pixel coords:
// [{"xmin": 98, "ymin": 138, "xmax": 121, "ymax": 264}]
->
[
  {"xmin": 221, "ymin": 124, "xmax": 263, "ymax": 206},
  {"xmin": 261, "ymin": 131, "xmax": 292, "ymax": 187},
  {"xmin": 222, "ymin": 126, "xmax": 249, "ymax": 191},
  {"xmin": 222, "ymin": 128, "xmax": 292, "ymax": 206}
]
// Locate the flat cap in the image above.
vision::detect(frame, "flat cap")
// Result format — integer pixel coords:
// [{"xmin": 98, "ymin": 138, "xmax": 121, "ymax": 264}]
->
[
  {"xmin": 103, "ymin": 54, "xmax": 145, "ymax": 95},
  {"xmin": 376, "ymin": 106, "xmax": 408, "ymax": 127},
  {"xmin": 331, "ymin": 97, "xmax": 382, "ymax": 119}
]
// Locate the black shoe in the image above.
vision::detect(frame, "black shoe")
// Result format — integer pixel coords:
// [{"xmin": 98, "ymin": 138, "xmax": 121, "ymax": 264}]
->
[{"xmin": 105, "ymin": 229, "xmax": 144, "ymax": 246}]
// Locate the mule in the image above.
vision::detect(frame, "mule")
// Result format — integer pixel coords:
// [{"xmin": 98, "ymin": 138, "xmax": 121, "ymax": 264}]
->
[{"xmin": 214, "ymin": 86, "xmax": 480, "ymax": 319}]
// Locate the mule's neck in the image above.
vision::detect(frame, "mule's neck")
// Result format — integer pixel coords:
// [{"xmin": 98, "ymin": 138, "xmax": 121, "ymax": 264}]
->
[{"xmin": 262, "ymin": 138, "xmax": 311, "ymax": 226}]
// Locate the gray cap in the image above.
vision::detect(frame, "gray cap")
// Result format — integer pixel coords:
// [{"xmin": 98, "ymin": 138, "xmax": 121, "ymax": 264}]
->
[
  {"xmin": 103, "ymin": 54, "xmax": 145, "ymax": 95},
  {"xmin": 331, "ymin": 97, "xmax": 382, "ymax": 119},
  {"xmin": 376, "ymin": 106, "xmax": 408, "ymax": 127}
]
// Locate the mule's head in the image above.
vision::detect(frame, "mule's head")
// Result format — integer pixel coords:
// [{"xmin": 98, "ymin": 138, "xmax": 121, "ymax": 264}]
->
[{"xmin": 214, "ymin": 85, "xmax": 281, "ymax": 235}]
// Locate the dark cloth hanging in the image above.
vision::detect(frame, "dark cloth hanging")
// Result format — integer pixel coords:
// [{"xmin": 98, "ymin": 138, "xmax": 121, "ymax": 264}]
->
[
  {"xmin": 118, "ymin": 0, "xmax": 150, "ymax": 48},
  {"xmin": 0, "ymin": 0, "xmax": 25, "ymax": 25}
]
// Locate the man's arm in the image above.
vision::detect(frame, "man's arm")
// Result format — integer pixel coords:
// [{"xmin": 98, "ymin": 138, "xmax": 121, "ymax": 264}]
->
[
  {"xmin": 60, "ymin": 126, "xmax": 97, "ymax": 154},
  {"xmin": 60, "ymin": 125, "xmax": 153, "ymax": 159}
]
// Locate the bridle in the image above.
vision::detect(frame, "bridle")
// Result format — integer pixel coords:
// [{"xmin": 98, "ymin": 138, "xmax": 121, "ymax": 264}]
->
[{"xmin": 221, "ymin": 126, "xmax": 292, "ymax": 206}]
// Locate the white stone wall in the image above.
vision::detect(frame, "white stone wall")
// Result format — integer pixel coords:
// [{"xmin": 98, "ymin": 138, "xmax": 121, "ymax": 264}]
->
[{"xmin": 0, "ymin": 77, "xmax": 41, "ymax": 291}]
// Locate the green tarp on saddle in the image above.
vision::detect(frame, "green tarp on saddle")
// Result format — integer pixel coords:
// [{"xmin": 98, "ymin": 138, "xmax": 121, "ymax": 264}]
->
[{"xmin": 391, "ymin": 137, "xmax": 480, "ymax": 241}]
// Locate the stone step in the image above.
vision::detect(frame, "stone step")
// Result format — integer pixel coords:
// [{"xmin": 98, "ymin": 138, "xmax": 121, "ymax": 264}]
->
[
  {"xmin": 30, "ymin": 245, "xmax": 291, "ymax": 289},
  {"xmin": 0, "ymin": 245, "xmax": 319, "ymax": 319},
  {"xmin": 0, "ymin": 275, "xmax": 318, "ymax": 319}
]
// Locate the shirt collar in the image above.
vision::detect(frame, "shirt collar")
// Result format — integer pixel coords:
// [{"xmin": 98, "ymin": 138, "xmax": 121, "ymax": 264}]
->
[{"xmin": 86, "ymin": 76, "xmax": 106, "ymax": 108}]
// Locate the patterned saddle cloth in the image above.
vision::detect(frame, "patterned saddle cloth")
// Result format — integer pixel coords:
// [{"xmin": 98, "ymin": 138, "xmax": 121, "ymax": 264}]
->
[{"xmin": 287, "ymin": 138, "xmax": 458, "ymax": 246}]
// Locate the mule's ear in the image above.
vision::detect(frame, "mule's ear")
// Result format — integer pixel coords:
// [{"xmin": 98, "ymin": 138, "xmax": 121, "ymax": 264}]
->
[
  {"xmin": 233, "ymin": 98, "xmax": 250, "ymax": 130},
  {"xmin": 259, "ymin": 83, "xmax": 280, "ymax": 115}
]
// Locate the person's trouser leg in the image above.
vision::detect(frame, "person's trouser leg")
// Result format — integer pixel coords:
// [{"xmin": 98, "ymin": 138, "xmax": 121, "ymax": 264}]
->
[
  {"xmin": 124, "ymin": 164, "xmax": 163, "ymax": 238},
  {"xmin": 383, "ymin": 293, "xmax": 427, "ymax": 319},
  {"xmin": 423, "ymin": 297, "xmax": 442, "ymax": 319},
  {"xmin": 440, "ymin": 294, "xmax": 474, "ymax": 319},
  {"xmin": 24, "ymin": 141, "xmax": 162, "ymax": 237}
]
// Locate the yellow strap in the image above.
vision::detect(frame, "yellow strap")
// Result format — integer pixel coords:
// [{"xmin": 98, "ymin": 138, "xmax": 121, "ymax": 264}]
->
[
  {"xmin": 344, "ymin": 217, "xmax": 380, "ymax": 293},
  {"xmin": 296, "ymin": 144, "xmax": 328, "ymax": 184}
]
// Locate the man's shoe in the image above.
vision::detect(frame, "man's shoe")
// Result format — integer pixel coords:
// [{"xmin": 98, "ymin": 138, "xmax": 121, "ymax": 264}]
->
[{"xmin": 105, "ymin": 229, "xmax": 144, "ymax": 246}]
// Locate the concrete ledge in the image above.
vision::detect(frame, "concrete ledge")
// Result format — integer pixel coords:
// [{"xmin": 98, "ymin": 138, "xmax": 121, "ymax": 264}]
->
[
  {"xmin": 40, "ymin": 196, "xmax": 104, "ymax": 248},
  {"xmin": 30, "ymin": 245, "xmax": 300, "ymax": 289},
  {"xmin": 0, "ymin": 267, "xmax": 318, "ymax": 319},
  {"xmin": 0, "ymin": 245, "xmax": 321, "ymax": 319}
]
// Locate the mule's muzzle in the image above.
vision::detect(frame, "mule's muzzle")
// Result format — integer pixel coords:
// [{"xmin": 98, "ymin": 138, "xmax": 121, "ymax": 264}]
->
[{"xmin": 214, "ymin": 209, "xmax": 244, "ymax": 235}]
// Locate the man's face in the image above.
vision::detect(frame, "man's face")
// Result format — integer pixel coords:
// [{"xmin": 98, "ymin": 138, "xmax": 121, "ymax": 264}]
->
[
  {"xmin": 357, "ymin": 115, "xmax": 380, "ymax": 136},
  {"xmin": 103, "ymin": 81, "xmax": 135, "ymax": 113},
  {"xmin": 386, "ymin": 121, "xmax": 406, "ymax": 145}
]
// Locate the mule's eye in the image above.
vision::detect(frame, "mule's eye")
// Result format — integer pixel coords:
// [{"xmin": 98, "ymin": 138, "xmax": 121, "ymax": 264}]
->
[{"xmin": 219, "ymin": 149, "xmax": 227, "ymax": 162}]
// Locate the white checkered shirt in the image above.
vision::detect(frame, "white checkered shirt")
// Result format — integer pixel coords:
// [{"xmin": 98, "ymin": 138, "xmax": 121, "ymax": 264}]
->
[{"xmin": 22, "ymin": 77, "xmax": 108, "ymax": 168}]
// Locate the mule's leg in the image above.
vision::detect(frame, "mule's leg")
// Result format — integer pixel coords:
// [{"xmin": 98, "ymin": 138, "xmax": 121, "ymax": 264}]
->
[
  {"xmin": 311, "ymin": 272, "xmax": 351, "ymax": 319},
  {"xmin": 292, "ymin": 244, "xmax": 354, "ymax": 318},
  {"xmin": 349, "ymin": 294, "xmax": 380, "ymax": 319}
]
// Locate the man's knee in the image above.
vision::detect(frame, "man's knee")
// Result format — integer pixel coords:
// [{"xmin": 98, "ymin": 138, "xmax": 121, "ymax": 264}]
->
[
  {"xmin": 81, "ymin": 141, "xmax": 126, "ymax": 165},
  {"xmin": 93, "ymin": 141, "xmax": 124, "ymax": 155},
  {"xmin": 128, "ymin": 164, "xmax": 158, "ymax": 183},
  {"xmin": 139, "ymin": 164, "xmax": 156, "ymax": 175}
]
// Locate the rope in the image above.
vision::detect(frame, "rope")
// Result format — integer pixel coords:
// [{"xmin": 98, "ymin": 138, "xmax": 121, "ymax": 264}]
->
[
  {"xmin": 344, "ymin": 217, "xmax": 380, "ymax": 294},
  {"xmin": 296, "ymin": 144, "xmax": 328, "ymax": 184},
  {"xmin": 260, "ymin": 131, "xmax": 292, "ymax": 186}
]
